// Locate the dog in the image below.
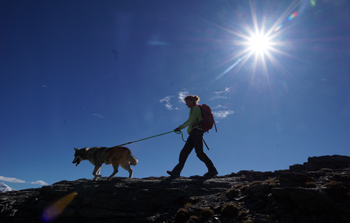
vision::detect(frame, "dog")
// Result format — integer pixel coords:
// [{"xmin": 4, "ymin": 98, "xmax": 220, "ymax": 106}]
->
[{"xmin": 72, "ymin": 146, "xmax": 138, "ymax": 180}]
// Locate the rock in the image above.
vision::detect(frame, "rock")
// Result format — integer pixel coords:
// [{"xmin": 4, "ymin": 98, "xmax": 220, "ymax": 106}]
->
[
  {"xmin": 289, "ymin": 164, "xmax": 304, "ymax": 172},
  {"xmin": 289, "ymin": 155, "xmax": 350, "ymax": 172},
  {"xmin": 1, "ymin": 155, "xmax": 350, "ymax": 222}
]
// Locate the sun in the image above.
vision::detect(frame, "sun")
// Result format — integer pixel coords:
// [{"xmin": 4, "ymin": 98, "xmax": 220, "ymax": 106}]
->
[
  {"xmin": 215, "ymin": 0, "xmax": 302, "ymax": 80},
  {"xmin": 247, "ymin": 32, "xmax": 272, "ymax": 55},
  {"xmin": 218, "ymin": 28, "xmax": 277, "ymax": 77}
]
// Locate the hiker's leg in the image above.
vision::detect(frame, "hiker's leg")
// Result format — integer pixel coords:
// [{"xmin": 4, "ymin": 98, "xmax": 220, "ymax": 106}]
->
[
  {"xmin": 193, "ymin": 129, "xmax": 217, "ymax": 172},
  {"xmin": 172, "ymin": 134, "xmax": 194, "ymax": 173}
]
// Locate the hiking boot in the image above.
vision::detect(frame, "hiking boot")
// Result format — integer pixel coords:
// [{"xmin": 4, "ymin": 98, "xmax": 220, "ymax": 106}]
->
[
  {"xmin": 167, "ymin": 170, "xmax": 180, "ymax": 177},
  {"xmin": 204, "ymin": 170, "xmax": 218, "ymax": 177}
]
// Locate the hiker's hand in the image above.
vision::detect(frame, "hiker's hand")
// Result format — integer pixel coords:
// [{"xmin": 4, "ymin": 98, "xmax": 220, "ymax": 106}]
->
[{"xmin": 174, "ymin": 128, "xmax": 180, "ymax": 132}]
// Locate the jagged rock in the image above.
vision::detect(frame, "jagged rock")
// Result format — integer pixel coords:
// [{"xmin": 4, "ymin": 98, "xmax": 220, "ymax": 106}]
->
[
  {"xmin": 305, "ymin": 155, "xmax": 350, "ymax": 171},
  {"xmin": 289, "ymin": 155, "xmax": 350, "ymax": 172},
  {"xmin": 289, "ymin": 164, "xmax": 304, "ymax": 172},
  {"xmin": 1, "ymin": 155, "xmax": 350, "ymax": 222}
]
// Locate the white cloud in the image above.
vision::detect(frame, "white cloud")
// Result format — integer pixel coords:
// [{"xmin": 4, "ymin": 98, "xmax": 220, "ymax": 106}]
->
[
  {"xmin": 178, "ymin": 91, "xmax": 189, "ymax": 103},
  {"xmin": 214, "ymin": 87, "xmax": 230, "ymax": 94},
  {"xmin": 160, "ymin": 90, "xmax": 190, "ymax": 110},
  {"xmin": 211, "ymin": 87, "xmax": 230, "ymax": 100},
  {"xmin": 93, "ymin": 114, "xmax": 104, "ymax": 118},
  {"xmin": 0, "ymin": 176, "xmax": 49, "ymax": 186},
  {"xmin": 147, "ymin": 40, "xmax": 169, "ymax": 46},
  {"xmin": 160, "ymin": 96, "xmax": 178, "ymax": 110},
  {"xmin": 0, "ymin": 176, "xmax": 25, "ymax": 183},
  {"xmin": 147, "ymin": 35, "xmax": 169, "ymax": 46},
  {"xmin": 213, "ymin": 110, "xmax": 235, "ymax": 119},
  {"xmin": 212, "ymin": 105, "xmax": 227, "ymax": 109},
  {"xmin": 31, "ymin": 180, "xmax": 49, "ymax": 186}
]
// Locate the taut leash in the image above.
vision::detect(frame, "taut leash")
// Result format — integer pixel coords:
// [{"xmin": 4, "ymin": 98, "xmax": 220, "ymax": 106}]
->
[
  {"xmin": 116, "ymin": 130, "xmax": 210, "ymax": 150},
  {"xmin": 117, "ymin": 130, "xmax": 185, "ymax": 147}
]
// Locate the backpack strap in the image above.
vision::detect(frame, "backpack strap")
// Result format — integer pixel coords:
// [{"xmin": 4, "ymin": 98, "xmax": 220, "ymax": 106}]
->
[
  {"xmin": 193, "ymin": 105, "xmax": 203, "ymax": 131},
  {"xmin": 203, "ymin": 138, "xmax": 210, "ymax": 150}
]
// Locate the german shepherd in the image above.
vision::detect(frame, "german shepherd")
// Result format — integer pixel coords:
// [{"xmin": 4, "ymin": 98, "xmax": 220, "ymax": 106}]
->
[{"xmin": 72, "ymin": 146, "xmax": 138, "ymax": 180}]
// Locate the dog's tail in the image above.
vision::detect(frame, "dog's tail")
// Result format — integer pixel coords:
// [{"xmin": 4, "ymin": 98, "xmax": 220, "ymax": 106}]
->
[{"xmin": 128, "ymin": 154, "xmax": 138, "ymax": 166}]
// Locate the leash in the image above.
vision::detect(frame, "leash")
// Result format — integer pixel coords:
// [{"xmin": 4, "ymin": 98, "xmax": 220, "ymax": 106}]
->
[
  {"xmin": 177, "ymin": 129, "xmax": 210, "ymax": 150},
  {"xmin": 117, "ymin": 130, "xmax": 185, "ymax": 147},
  {"xmin": 176, "ymin": 130, "xmax": 186, "ymax": 142},
  {"xmin": 102, "ymin": 130, "xmax": 209, "ymax": 163}
]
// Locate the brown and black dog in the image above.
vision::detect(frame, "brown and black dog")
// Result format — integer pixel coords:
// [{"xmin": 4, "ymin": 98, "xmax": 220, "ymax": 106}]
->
[{"xmin": 72, "ymin": 146, "xmax": 138, "ymax": 180}]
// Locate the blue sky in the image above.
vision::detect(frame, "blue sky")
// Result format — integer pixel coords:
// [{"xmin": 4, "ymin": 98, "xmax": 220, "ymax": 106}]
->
[{"xmin": 1, "ymin": 0, "xmax": 350, "ymax": 190}]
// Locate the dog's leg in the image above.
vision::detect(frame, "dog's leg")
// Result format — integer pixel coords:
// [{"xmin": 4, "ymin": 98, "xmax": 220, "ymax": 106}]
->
[
  {"xmin": 92, "ymin": 165, "xmax": 103, "ymax": 181},
  {"xmin": 121, "ymin": 163, "xmax": 133, "ymax": 178},
  {"xmin": 107, "ymin": 164, "xmax": 119, "ymax": 181}
]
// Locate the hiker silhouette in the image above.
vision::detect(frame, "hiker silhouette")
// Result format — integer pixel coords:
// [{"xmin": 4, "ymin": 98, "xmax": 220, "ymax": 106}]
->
[{"xmin": 167, "ymin": 95, "xmax": 218, "ymax": 177}]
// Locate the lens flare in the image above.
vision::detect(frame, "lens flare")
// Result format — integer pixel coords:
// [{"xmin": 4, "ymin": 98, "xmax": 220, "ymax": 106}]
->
[
  {"xmin": 41, "ymin": 192, "xmax": 77, "ymax": 222},
  {"xmin": 310, "ymin": 0, "xmax": 316, "ymax": 7},
  {"xmin": 288, "ymin": 11, "xmax": 298, "ymax": 21},
  {"xmin": 274, "ymin": 24, "xmax": 283, "ymax": 32}
]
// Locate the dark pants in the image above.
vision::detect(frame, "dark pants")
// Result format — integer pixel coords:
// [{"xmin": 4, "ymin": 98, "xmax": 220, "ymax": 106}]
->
[{"xmin": 172, "ymin": 129, "xmax": 216, "ymax": 173}]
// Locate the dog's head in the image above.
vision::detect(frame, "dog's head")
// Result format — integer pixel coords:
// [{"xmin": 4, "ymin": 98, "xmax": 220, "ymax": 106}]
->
[{"xmin": 72, "ymin": 147, "xmax": 88, "ymax": 167}]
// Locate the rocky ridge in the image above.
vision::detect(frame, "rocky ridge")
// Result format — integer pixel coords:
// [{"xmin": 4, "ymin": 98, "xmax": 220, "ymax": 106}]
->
[{"xmin": 1, "ymin": 155, "xmax": 350, "ymax": 223}]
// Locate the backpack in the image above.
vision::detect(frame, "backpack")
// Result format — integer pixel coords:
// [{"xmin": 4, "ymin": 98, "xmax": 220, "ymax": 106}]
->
[{"xmin": 194, "ymin": 104, "xmax": 217, "ymax": 132}]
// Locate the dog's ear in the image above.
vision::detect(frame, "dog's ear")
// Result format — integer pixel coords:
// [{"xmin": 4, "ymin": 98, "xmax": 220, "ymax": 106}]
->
[{"xmin": 74, "ymin": 147, "xmax": 79, "ymax": 151}]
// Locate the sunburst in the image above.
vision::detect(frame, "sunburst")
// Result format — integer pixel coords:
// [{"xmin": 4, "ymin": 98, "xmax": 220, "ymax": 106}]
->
[
  {"xmin": 217, "ymin": 0, "xmax": 300, "ymax": 79},
  {"xmin": 247, "ymin": 32, "xmax": 272, "ymax": 55}
]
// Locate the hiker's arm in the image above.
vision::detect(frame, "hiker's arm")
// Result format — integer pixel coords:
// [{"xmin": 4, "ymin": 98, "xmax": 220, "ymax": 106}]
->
[{"xmin": 178, "ymin": 106, "xmax": 201, "ymax": 130}]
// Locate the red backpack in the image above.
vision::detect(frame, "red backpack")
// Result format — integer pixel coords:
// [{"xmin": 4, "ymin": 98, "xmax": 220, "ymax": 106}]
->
[{"xmin": 194, "ymin": 104, "xmax": 217, "ymax": 132}]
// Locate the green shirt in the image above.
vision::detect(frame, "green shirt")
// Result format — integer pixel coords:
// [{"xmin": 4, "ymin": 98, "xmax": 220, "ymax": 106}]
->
[{"xmin": 178, "ymin": 106, "xmax": 202, "ymax": 134}]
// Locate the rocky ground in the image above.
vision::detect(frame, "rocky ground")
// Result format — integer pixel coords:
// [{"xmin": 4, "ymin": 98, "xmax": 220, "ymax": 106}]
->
[{"xmin": 1, "ymin": 155, "xmax": 350, "ymax": 223}]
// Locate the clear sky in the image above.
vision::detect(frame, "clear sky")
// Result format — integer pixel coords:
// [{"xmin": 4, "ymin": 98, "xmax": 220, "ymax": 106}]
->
[{"xmin": 1, "ymin": 0, "xmax": 350, "ymax": 190}]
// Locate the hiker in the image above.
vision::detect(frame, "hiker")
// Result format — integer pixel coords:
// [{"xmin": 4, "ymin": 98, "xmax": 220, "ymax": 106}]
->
[{"xmin": 167, "ymin": 95, "xmax": 218, "ymax": 177}]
